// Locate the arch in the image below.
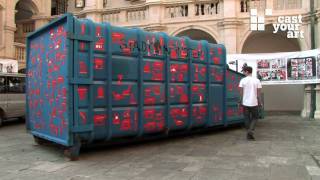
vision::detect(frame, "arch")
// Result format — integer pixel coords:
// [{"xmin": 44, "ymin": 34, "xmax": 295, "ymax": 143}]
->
[
  {"xmin": 15, "ymin": 0, "xmax": 40, "ymax": 20},
  {"xmin": 240, "ymin": 24, "xmax": 305, "ymax": 113},
  {"xmin": 170, "ymin": 25, "xmax": 220, "ymax": 43},
  {"xmin": 240, "ymin": 24, "xmax": 307, "ymax": 53}
]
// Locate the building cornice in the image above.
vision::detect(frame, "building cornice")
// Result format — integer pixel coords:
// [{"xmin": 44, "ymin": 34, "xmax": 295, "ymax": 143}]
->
[
  {"xmin": 217, "ymin": 18, "xmax": 242, "ymax": 29},
  {"xmin": 4, "ymin": 26, "xmax": 16, "ymax": 32}
]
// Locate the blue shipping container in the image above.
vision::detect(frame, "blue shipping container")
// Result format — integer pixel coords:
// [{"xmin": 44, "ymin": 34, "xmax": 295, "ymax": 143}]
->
[{"xmin": 26, "ymin": 14, "xmax": 246, "ymax": 160}]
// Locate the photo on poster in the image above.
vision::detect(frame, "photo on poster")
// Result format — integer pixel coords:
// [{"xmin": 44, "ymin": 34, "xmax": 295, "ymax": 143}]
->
[
  {"xmin": 257, "ymin": 70, "xmax": 271, "ymax": 81},
  {"xmin": 257, "ymin": 60, "xmax": 270, "ymax": 69},
  {"xmin": 271, "ymin": 69, "xmax": 286, "ymax": 80},
  {"xmin": 257, "ymin": 59, "xmax": 286, "ymax": 81},
  {"xmin": 287, "ymin": 57, "xmax": 316, "ymax": 80},
  {"xmin": 271, "ymin": 59, "xmax": 286, "ymax": 69}
]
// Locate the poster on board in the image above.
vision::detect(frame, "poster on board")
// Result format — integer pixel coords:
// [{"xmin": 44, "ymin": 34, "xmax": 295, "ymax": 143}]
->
[{"xmin": 227, "ymin": 49, "xmax": 320, "ymax": 85}]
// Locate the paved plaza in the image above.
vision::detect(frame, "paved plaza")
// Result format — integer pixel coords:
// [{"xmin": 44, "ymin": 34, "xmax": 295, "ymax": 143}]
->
[{"xmin": 0, "ymin": 116, "xmax": 320, "ymax": 180}]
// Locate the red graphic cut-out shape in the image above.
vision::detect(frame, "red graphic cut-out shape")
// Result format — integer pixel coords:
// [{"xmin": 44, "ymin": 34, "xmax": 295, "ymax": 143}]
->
[
  {"xmin": 94, "ymin": 114, "xmax": 106, "ymax": 126},
  {"xmin": 79, "ymin": 61, "xmax": 88, "ymax": 75},
  {"xmin": 112, "ymin": 32, "xmax": 125, "ymax": 44},
  {"xmin": 94, "ymin": 58, "xmax": 104, "ymax": 70},
  {"xmin": 218, "ymin": 47, "xmax": 223, "ymax": 55},
  {"xmin": 170, "ymin": 49, "xmax": 177, "ymax": 59},
  {"xmin": 117, "ymin": 74, "xmax": 123, "ymax": 84},
  {"xmin": 97, "ymin": 87, "xmax": 105, "ymax": 99},
  {"xmin": 80, "ymin": 42, "xmax": 86, "ymax": 51},
  {"xmin": 57, "ymin": 76, "xmax": 64, "ymax": 84},
  {"xmin": 144, "ymin": 62, "xmax": 151, "ymax": 73},
  {"xmin": 213, "ymin": 57, "xmax": 220, "ymax": 64},
  {"xmin": 192, "ymin": 49, "xmax": 199, "ymax": 58},
  {"xmin": 113, "ymin": 113, "xmax": 120, "ymax": 125},
  {"xmin": 120, "ymin": 111, "xmax": 132, "ymax": 131},
  {"xmin": 79, "ymin": 112, "xmax": 87, "ymax": 124},
  {"xmin": 81, "ymin": 23, "xmax": 86, "ymax": 34},
  {"xmin": 95, "ymin": 38, "xmax": 105, "ymax": 51},
  {"xmin": 77, "ymin": 87, "xmax": 87, "ymax": 101},
  {"xmin": 96, "ymin": 26, "xmax": 101, "ymax": 37}
]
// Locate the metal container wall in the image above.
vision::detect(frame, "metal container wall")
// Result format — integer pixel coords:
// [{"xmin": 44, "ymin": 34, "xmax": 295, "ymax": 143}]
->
[
  {"xmin": 225, "ymin": 69, "xmax": 245, "ymax": 124},
  {"xmin": 26, "ymin": 14, "xmax": 245, "ymax": 158}
]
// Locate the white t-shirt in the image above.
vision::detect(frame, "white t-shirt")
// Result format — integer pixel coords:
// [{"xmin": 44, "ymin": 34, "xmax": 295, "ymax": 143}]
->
[{"xmin": 239, "ymin": 76, "xmax": 262, "ymax": 107}]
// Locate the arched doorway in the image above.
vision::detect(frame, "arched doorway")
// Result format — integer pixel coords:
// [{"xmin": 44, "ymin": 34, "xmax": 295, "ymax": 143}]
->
[
  {"xmin": 242, "ymin": 25, "xmax": 300, "ymax": 53},
  {"xmin": 176, "ymin": 29, "xmax": 217, "ymax": 44},
  {"xmin": 15, "ymin": 0, "xmax": 38, "ymax": 43},
  {"xmin": 241, "ymin": 25, "xmax": 303, "ymax": 113},
  {"xmin": 14, "ymin": 0, "xmax": 39, "ymax": 69}
]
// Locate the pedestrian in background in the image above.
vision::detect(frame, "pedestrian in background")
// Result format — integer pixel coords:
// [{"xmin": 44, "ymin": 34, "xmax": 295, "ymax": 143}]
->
[{"xmin": 238, "ymin": 66, "xmax": 262, "ymax": 140}]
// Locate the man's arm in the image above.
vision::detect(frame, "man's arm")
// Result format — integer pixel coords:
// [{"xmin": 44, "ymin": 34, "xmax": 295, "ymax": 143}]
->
[
  {"xmin": 257, "ymin": 88, "xmax": 262, "ymax": 106},
  {"xmin": 239, "ymin": 87, "xmax": 243, "ymax": 105},
  {"xmin": 238, "ymin": 79, "xmax": 243, "ymax": 106},
  {"xmin": 257, "ymin": 80, "xmax": 262, "ymax": 106}
]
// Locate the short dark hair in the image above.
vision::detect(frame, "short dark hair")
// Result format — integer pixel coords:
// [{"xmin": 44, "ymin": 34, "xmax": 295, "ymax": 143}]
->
[{"xmin": 244, "ymin": 66, "xmax": 253, "ymax": 74}]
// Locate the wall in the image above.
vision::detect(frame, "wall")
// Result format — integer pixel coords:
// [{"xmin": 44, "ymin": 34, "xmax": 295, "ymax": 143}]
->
[{"xmin": 262, "ymin": 84, "xmax": 304, "ymax": 112}]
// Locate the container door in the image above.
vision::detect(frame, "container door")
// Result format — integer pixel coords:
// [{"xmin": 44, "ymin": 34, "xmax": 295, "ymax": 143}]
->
[{"xmin": 27, "ymin": 14, "xmax": 72, "ymax": 146}]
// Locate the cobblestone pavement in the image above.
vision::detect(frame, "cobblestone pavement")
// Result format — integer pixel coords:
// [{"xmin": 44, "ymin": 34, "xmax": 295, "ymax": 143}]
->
[{"xmin": 1, "ymin": 116, "xmax": 320, "ymax": 180}]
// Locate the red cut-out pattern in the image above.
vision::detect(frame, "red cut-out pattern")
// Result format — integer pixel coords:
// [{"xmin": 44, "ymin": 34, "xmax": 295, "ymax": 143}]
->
[
  {"xmin": 112, "ymin": 32, "xmax": 125, "ymax": 44},
  {"xmin": 170, "ymin": 64, "xmax": 188, "ymax": 82},
  {"xmin": 97, "ymin": 87, "xmax": 105, "ymax": 99},
  {"xmin": 79, "ymin": 112, "xmax": 87, "ymax": 124},
  {"xmin": 81, "ymin": 24, "xmax": 86, "ymax": 35},
  {"xmin": 192, "ymin": 106, "xmax": 207, "ymax": 124},
  {"xmin": 143, "ymin": 109, "xmax": 165, "ymax": 132},
  {"xmin": 113, "ymin": 113, "xmax": 120, "ymax": 125},
  {"xmin": 94, "ymin": 58, "xmax": 104, "ymax": 70},
  {"xmin": 79, "ymin": 61, "xmax": 88, "ymax": 74},
  {"xmin": 120, "ymin": 111, "xmax": 132, "ymax": 131},
  {"xmin": 96, "ymin": 26, "xmax": 101, "ymax": 37},
  {"xmin": 77, "ymin": 87, "xmax": 87, "ymax": 101},
  {"xmin": 94, "ymin": 114, "xmax": 106, "ymax": 126},
  {"xmin": 170, "ymin": 108, "xmax": 188, "ymax": 127},
  {"xmin": 79, "ymin": 42, "xmax": 86, "ymax": 51},
  {"xmin": 213, "ymin": 106, "xmax": 223, "ymax": 122},
  {"xmin": 95, "ymin": 38, "xmax": 105, "ymax": 51}
]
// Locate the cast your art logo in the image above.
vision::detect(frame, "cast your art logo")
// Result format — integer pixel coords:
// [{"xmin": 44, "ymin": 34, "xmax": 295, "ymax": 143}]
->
[{"xmin": 250, "ymin": 9, "xmax": 304, "ymax": 39}]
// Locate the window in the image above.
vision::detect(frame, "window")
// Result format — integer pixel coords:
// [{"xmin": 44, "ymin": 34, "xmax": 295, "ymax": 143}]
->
[
  {"xmin": 51, "ymin": 0, "xmax": 68, "ymax": 16},
  {"xmin": 8, "ymin": 77, "xmax": 25, "ymax": 94},
  {"xmin": 273, "ymin": 0, "xmax": 302, "ymax": 10},
  {"xmin": 0, "ymin": 76, "xmax": 5, "ymax": 94}
]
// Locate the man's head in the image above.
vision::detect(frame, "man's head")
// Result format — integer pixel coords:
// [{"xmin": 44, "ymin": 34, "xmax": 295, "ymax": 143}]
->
[{"xmin": 243, "ymin": 66, "xmax": 253, "ymax": 76}]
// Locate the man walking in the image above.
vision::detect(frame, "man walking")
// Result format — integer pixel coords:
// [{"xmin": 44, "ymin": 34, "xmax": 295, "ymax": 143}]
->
[{"xmin": 238, "ymin": 66, "xmax": 262, "ymax": 140}]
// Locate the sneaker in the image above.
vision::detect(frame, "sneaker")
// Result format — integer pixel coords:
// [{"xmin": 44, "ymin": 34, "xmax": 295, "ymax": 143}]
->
[{"xmin": 247, "ymin": 133, "xmax": 255, "ymax": 141}]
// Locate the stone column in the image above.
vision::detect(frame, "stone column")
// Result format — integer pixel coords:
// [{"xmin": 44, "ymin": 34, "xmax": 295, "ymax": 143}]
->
[
  {"xmin": 148, "ymin": 4, "xmax": 161, "ymax": 24},
  {"xmin": 34, "ymin": 18, "xmax": 50, "ymax": 30},
  {"xmin": 314, "ymin": 84, "xmax": 320, "ymax": 119},
  {"xmin": 220, "ymin": 0, "xmax": 238, "ymax": 54},
  {"xmin": 188, "ymin": 3, "xmax": 195, "ymax": 18},
  {"xmin": 84, "ymin": 0, "xmax": 102, "ymax": 22},
  {"xmin": 119, "ymin": 10, "xmax": 127, "ymax": 23},
  {"xmin": 301, "ymin": 85, "xmax": 312, "ymax": 118},
  {"xmin": 4, "ymin": 1, "xmax": 16, "ymax": 60}
]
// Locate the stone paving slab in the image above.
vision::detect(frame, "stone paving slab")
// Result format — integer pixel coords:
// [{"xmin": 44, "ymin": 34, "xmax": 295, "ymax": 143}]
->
[{"xmin": 0, "ymin": 116, "xmax": 320, "ymax": 179}]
